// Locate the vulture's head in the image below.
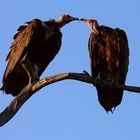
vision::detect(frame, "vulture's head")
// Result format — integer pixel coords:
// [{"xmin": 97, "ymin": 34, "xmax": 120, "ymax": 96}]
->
[
  {"xmin": 57, "ymin": 15, "xmax": 79, "ymax": 28},
  {"xmin": 80, "ymin": 18, "xmax": 99, "ymax": 35}
]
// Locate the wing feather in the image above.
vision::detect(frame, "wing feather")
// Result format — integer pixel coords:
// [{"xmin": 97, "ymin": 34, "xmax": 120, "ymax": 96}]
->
[
  {"xmin": 106, "ymin": 29, "xmax": 120, "ymax": 71},
  {"xmin": 88, "ymin": 32, "xmax": 99, "ymax": 77},
  {"xmin": 115, "ymin": 28, "xmax": 129, "ymax": 83},
  {"xmin": 3, "ymin": 19, "xmax": 41, "ymax": 81}
]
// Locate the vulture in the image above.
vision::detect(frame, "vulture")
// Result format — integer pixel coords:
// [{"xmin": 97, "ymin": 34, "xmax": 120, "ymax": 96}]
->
[
  {"xmin": 2, "ymin": 15, "xmax": 79, "ymax": 96},
  {"xmin": 81, "ymin": 18, "xmax": 129, "ymax": 112}
]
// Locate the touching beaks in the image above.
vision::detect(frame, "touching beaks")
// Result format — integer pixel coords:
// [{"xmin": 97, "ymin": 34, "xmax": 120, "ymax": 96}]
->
[
  {"xmin": 70, "ymin": 16, "xmax": 79, "ymax": 21},
  {"xmin": 80, "ymin": 18, "xmax": 86, "ymax": 21}
]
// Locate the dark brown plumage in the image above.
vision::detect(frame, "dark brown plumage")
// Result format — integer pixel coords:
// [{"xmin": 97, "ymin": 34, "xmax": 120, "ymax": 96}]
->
[
  {"xmin": 81, "ymin": 19, "xmax": 129, "ymax": 112},
  {"xmin": 2, "ymin": 15, "xmax": 79, "ymax": 96}
]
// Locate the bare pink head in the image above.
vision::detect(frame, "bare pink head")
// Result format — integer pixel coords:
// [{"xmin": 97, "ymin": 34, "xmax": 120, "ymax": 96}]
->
[
  {"xmin": 57, "ymin": 14, "xmax": 79, "ymax": 28},
  {"xmin": 80, "ymin": 18, "xmax": 99, "ymax": 35}
]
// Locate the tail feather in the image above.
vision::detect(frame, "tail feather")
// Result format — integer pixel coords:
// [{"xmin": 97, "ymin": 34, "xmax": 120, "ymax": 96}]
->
[{"xmin": 96, "ymin": 86, "xmax": 123, "ymax": 112}]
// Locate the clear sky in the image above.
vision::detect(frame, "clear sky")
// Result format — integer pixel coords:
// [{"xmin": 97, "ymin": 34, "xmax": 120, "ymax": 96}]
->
[{"xmin": 0, "ymin": 0, "xmax": 140, "ymax": 140}]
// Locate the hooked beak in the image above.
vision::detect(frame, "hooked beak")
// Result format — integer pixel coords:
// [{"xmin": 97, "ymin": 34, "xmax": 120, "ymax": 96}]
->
[
  {"xmin": 80, "ymin": 18, "xmax": 91, "ymax": 24},
  {"xmin": 80, "ymin": 18, "xmax": 86, "ymax": 21},
  {"xmin": 70, "ymin": 16, "xmax": 79, "ymax": 21}
]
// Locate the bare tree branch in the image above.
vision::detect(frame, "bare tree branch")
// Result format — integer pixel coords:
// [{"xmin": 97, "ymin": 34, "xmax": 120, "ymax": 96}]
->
[{"xmin": 0, "ymin": 72, "xmax": 140, "ymax": 127}]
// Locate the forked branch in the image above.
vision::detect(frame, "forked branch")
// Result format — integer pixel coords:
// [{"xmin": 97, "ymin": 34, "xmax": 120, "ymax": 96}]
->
[{"xmin": 0, "ymin": 72, "xmax": 140, "ymax": 127}]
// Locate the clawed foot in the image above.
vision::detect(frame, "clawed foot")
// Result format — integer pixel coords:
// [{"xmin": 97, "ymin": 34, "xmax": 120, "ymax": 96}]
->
[
  {"xmin": 93, "ymin": 76, "xmax": 101, "ymax": 86},
  {"xmin": 82, "ymin": 70, "xmax": 101, "ymax": 87}
]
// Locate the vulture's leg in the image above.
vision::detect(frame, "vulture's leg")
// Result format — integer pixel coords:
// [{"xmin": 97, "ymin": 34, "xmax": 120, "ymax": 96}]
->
[{"xmin": 20, "ymin": 56, "xmax": 39, "ymax": 84}]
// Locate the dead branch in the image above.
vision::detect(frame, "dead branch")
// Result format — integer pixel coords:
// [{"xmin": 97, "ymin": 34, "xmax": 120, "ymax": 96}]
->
[{"xmin": 0, "ymin": 72, "xmax": 140, "ymax": 127}]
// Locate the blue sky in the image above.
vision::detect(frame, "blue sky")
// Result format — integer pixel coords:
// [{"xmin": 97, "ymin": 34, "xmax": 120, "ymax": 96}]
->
[{"xmin": 0, "ymin": 0, "xmax": 140, "ymax": 139}]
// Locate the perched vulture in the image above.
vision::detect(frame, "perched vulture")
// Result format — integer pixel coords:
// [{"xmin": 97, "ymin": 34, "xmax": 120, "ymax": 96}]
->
[
  {"xmin": 81, "ymin": 18, "xmax": 129, "ymax": 112},
  {"xmin": 2, "ymin": 15, "xmax": 79, "ymax": 96}
]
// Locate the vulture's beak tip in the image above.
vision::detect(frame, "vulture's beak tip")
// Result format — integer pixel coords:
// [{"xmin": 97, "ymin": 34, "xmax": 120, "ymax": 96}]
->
[
  {"xmin": 73, "ymin": 17, "xmax": 79, "ymax": 21},
  {"xmin": 80, "ymin": 18, "xmax": 86, "ymax": 21}
]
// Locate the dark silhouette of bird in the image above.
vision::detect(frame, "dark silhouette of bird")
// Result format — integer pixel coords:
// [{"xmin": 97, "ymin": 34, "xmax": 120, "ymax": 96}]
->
[
  {"xmin": 81, "ymin": 18, "xmax": 129, "ymax": 112},
  {"xmin": 2, "ymin": 15, "xmax": 79, "ymax": 96}
]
